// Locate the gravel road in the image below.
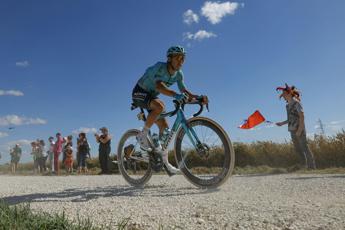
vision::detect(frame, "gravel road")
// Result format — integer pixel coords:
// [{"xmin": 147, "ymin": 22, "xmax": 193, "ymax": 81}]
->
[{"xmin": 1, "ymin": 174, "xmax": 345, "ymax": 229}]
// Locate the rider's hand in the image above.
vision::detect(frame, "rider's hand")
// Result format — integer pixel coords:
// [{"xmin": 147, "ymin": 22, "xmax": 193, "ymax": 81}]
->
[
  {"xmin": 196, "ymin": 95, "xmax": 209, "ymax": 105},
  {"xmin": 174, "ymin": 92, "xmax": 189, "ymax": 103},
  {"xmin": 201, "ymin": 95, "xmax": 209, "ymax": 105}
]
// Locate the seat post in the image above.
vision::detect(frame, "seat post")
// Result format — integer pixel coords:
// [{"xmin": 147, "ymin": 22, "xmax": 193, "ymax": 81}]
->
[{"xmin": 140, "ymin": 108, "xmax": 147, "ymax": 121}]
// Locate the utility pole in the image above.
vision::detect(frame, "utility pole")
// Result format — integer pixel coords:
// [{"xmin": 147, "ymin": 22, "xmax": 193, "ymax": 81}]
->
[{"xmin": 317, "ymin": 118, "xmax": 326, "ymax": 136}]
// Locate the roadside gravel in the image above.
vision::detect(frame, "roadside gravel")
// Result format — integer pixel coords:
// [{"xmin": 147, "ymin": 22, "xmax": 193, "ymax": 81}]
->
[{"xmin": 1, "ymin": 174, "xmax": 344, "ymax": 229}]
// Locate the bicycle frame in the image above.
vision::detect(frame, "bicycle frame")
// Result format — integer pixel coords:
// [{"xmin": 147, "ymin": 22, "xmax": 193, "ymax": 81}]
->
[{"xmin": 157, "ymin": 106, "xmax": 203, "ymax": 151}]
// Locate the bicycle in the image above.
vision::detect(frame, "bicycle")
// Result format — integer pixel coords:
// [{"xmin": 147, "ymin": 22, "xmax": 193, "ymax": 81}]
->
[{"xmin": 117, "ymin": 97, "xmax": 235, "ymax": 188}]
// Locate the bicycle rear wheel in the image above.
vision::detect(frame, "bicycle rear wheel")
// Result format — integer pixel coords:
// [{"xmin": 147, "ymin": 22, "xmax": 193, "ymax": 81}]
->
[
  {"xmin": 117, "ymin": 129, "xmax": 152, "ymax": 187},
  {"xmin": 174, "ymin": 117, "xmax": 235, "ymax": 188}
]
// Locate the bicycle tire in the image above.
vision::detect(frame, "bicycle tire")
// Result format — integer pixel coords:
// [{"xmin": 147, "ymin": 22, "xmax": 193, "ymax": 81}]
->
[
  {"xmin": 117, "ymin": 129, "xmax": 152, "ymax": 187},
  {"xmin": 174, "ymin": 117, "xmax": 235, "ymax": 189}
]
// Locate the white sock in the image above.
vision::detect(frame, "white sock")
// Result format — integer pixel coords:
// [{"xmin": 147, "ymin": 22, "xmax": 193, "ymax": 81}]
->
[{"xmin": 142, "ymin": 126, "xmax": 149, "ymax": 135}]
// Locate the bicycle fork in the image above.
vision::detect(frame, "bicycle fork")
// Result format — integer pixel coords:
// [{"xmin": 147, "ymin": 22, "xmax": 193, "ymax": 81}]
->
[{"xmin": 174, "ymin": 111, "xmax": 206, "ymax": 155}]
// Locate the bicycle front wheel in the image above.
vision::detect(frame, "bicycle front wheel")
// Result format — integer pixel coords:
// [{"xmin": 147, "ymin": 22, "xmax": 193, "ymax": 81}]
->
[
  {"xmin": 117, "ymin": 129, "xmax": 152, "ymax": 187},
  {"xmin": 174, "ymin": 117, "xmax": 235, "ymax": 189}
]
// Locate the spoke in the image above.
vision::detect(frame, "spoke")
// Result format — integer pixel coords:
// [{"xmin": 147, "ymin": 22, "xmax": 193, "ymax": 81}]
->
[
  {"xmin": 122, "ymin": 134, "xmax": 150, "ymax": 178},
  {"xmin": 210, "ymin": 136, "xmax": 221, "ymax": 148},
  {"xmin": 179, "ymin": 123, "xmax": 227, "ymax": 178}
]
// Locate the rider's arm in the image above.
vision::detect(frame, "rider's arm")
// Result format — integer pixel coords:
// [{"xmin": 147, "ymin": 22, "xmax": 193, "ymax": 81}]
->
[
  {"xmin": 156, "ymin": 81, "xmax": 178, "ymax": 97},
  {"xmin": 177, "ymin": 72, "xmax": 196, "ymax": 99},
  {"xmin": 176, "ymin": 72, "xmax": 208, "ymax": 104},
  {"xmin": 182, "ymin": 88, "xmax": 197, "ymax": 99}
]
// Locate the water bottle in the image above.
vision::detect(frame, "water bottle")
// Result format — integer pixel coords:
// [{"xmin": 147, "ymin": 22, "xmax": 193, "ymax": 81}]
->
[
  {"xmin": 160, "ymin": 128, "xmax": 171, "ymax": 147},
  {"xmin": 151, "ymin": 133, "xmax": 161, "ymax": 148}
]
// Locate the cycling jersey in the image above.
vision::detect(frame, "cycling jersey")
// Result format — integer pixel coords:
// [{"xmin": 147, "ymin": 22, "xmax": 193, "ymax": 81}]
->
[{"xmin": 137, "ymin": 62, "xmax": 186, "ymax": 96}]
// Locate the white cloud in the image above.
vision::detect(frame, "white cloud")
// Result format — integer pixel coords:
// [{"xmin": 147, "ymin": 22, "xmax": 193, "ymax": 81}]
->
[
  {"xmin": 72, "ymin": 127, "xmax": 97, "ymax": 135},
  {"xmin": 201, "ymin": 1, "xmax": 239, "ymax": 24},
  {"xmin": 330, "ymin": 126, "xmax": 342, "ymax": 132},
  {"xmin": 329, "ymin": 120, "xmax": 345, "ymax": 125},
  {"xmin": 183, "ymin": 9, "xmax": 199, "ymax": 25},
  {"xmin": 184, "ymin": 30, "xmax": 217, "ymax": 41},
  {"xmin": 0, "ymin": 115, "xmax": 47, "ymax": 126},
  {"xmin": 315, "ymin": 119, "xmax": 345, "ymax": 134},
  {"xmin": 0, "ymin": 90, "xmax": 24, "ymax": 96},
  {"xmin": 0, "ymin": 132, "xmax": 8, "ymax": 138},
  {"xmin": 15, "ymin": 60, "xmax": 30, "ymax": 68}
]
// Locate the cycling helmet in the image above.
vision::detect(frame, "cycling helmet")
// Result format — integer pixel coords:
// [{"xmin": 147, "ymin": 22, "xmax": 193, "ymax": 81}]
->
[{"xmin": 166, "ymin": 46, "xmax": 186, "ymax": 57}]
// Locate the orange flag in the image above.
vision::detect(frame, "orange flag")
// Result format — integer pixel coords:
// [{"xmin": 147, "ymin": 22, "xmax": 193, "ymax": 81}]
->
[{"xmin": 239, "ymin": 110, "xmax": 266, "ymax": 129}]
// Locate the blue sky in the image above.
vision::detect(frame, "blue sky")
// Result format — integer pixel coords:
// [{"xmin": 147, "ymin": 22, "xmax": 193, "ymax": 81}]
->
[{"xmin": 1, "ymin": 0, "xmax": 345, "ymax": 164}]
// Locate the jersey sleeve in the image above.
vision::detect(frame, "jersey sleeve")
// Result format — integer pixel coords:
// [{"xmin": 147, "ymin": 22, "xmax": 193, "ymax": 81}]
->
[
  {"xmin": 153, "ymin": 64, "xmax": 168, "ymax": 85},
  {"xmin": 177, "ymin": 71, "xmax": 186, "ymax": 92}
]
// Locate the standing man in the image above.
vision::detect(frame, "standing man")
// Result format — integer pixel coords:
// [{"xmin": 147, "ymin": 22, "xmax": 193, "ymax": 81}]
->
[
  {"xmin": 10, "ymin": 144, "xmax": 22, "ymax": 174},
  {"xmin": 95, "ymin": 127, "xmax": 111, "ymax": 174},
  {"xmin": 47, "ymin": 137, "xmax": 55, "ymax": 172},
  {"xmin": 276, "ymin": 84, "xmax": 316, "ymax": 169}
]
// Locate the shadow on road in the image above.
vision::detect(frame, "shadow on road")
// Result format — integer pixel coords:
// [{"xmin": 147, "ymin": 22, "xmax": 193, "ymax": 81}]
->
[
  {"xmin": 286, "ymin": 176, "xmax": 324, "ymax": 180},
  {"xmin": 1, "ymin": 184, "xmax": 217, "ymax": 205},
  {"xmin": 236, "ymin": 174, "xmax": 278, "ymax": 178},
  {"xmin": 325, "ymin": 175, "xmax": 345, "ymax": 179}
]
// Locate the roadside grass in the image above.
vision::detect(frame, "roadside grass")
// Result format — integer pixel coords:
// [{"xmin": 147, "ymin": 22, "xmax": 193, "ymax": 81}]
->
[
  {"xmin": 0, "ymin": 201, "xmax": 99, "ymax": 230},
  {"xmin": 234, "ymin": 165, "xmax": 288, "ymax": 175},
  {"xmin": 0, "ymin": 201, "xmax": 149, "ymax": 230},
  {"xmin": 0, "ymin": 158, "xmax": 117, "ymax": 176}
]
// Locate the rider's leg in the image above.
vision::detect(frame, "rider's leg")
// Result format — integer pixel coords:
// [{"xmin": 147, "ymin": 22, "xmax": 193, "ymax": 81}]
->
[
  {"xmin": 137, "ymin": 99, "xmax": 164, "ymax": 150},
  {"xmin": 146, "ymin": 99, "xmax": 165, "ymax": 128},
  {"xmin": 155, "ymin": 117, "xmax": 179, "ymax": 174},
  {"xmin": 155, "ymin": 118, "xmax": 169, "ymax": 137}
]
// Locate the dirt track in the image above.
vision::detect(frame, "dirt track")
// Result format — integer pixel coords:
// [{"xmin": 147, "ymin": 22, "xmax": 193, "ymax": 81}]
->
[{"xmin": 1, "ymin": 174, "xmax": 345, "ymax": 229}]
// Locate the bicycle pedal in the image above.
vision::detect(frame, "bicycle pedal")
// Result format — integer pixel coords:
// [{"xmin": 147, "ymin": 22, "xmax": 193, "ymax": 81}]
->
[{"xmin": 149, "ymin": 151, "xmax": 163, "ymax": 172}]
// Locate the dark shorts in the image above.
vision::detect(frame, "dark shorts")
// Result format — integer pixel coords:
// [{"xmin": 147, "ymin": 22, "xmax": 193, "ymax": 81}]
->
[{"xmin": 132, "ymin": 84, "xmax": 157, "ymax": 110}]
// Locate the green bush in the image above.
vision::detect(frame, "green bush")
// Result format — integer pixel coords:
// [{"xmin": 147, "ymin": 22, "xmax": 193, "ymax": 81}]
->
[{"xmin": 170, "ymin": 131, "xmax": 345, "ymax": 169}]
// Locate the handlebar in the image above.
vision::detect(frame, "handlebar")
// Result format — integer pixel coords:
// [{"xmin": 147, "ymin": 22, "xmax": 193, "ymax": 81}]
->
[
  {"xmin": 133, "ymin": 96, "xmax": 209, "ymax": 120},
  {"xmin": 167, "ymin": 95, "xmax": 209, "ymax": 118}
]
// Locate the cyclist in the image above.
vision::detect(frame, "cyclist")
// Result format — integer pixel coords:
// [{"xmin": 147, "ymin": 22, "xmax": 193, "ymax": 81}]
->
[{"xmin": 132, "ymin": 45, "xmax": 208, "ymax": 174}]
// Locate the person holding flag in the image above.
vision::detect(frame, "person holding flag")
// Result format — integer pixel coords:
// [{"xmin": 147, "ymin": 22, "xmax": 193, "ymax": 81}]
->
[{"xmin": 276, "ymin": 84, "xmax": 316, "ymax": 170}]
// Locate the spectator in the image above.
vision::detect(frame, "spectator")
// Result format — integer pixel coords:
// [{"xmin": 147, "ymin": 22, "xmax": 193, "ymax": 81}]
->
[
  {"xmin": 64, "ymin": 143, "xmax": 73, "ymax": 174},
  {"xmin": 63, "ymin": 135, "xmax": 73, "ymax": 165},
  {"xmin": 53, "ymin": 133, "xmax": 65, "ymax": 175},
  {"xmin": 47, "ymin": 137, "xmax": 55, "ymax": 172},
  {"xmin": 37, "ymin": 140, "xmax": 47, "ymax": 172},
  {"xmin": 10, "ymin": 144, "xmax": 22, "ymax": 174},
  {"xmin": 31, "ymin": 142, "xmax": 39, "ymax": 174},
  {"xmin": 77, "ymin": 132, "xmax": 89, "ymax": 173},
  {"xmin": 276, "ymin": 84, "xmax": 316, "ymax": 169},
  {"xmin": 95, "ymin": 127, "xmax": 111, "ymax": 174}
]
